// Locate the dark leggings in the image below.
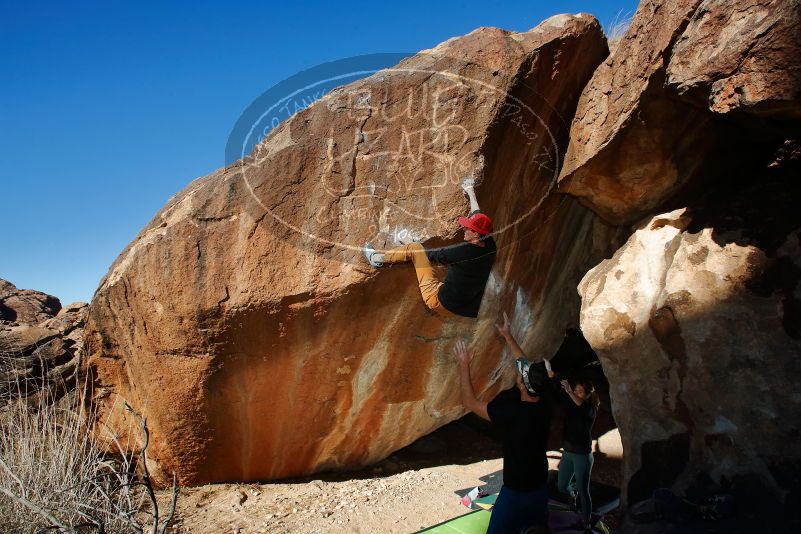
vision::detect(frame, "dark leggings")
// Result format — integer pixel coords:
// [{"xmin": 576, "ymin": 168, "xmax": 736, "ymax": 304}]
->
[
  {"xmin": 487, "ymin": 484, "xmax": 548, "ymax": 534},
  {"xmin": 557, "ymin": 450, "xmax": 594, "ymax": 523}
]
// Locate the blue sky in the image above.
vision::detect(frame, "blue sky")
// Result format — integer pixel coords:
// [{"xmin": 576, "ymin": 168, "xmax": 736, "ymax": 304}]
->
[{"xmin": 1, "ymin": 0, "xmax": 637, "ymax": 304}]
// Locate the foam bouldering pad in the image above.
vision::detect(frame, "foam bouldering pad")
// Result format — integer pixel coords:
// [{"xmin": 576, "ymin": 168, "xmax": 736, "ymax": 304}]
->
[
  {"xmin": 417, "ymin": 509, "xmax": 491, "ymax": 533},
  {"xmin": 458, "ymin": 471, "xmax": 620, "ymax": 514},
  {"xmin": 419, "ymin": 494, "xmax": 614, "ymax": 533}
]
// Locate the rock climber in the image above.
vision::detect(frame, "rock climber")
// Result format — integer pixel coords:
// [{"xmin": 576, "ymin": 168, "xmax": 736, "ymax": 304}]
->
[
  {"xmin": 496, "ymin": 312, "xmax": 599, "ymax": 532},
  {"xmin": 452, "ymin": 338, "xmax": 552, "ymax": 533},
  {"xmin": 363, "ymin": 179, "xmax": 496, "ymax": 318}
]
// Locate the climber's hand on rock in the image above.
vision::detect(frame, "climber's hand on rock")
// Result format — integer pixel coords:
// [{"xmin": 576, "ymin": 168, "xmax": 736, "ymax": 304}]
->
[
  {"xmin": 453, "ymin": 340, "xmax": 472, "ymax": 366},
  {"xmin": 461, "ymin": 177, "xmax": 475, "ymax": 193},
  {"xmin": 495, "ymin": 311, "xmax": 511, "ymax": 339}
]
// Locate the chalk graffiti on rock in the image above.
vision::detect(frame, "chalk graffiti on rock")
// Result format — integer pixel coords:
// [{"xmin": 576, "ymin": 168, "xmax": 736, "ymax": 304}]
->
[{"xmin": 226, "ymin": 54, "xmax": 561, "ymax": 255}]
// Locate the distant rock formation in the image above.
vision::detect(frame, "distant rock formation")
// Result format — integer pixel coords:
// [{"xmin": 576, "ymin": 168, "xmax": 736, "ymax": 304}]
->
[
  {"xmin": 0, "ymin": 278, "xmax": 61, "ymax": 324},
  {"xmin": 0, "ymin": 279, "xmax": 87, "ymax": 403},
  {"xmin": 85, "ymin": 15, "xmax": 613, "ymax": 485}
]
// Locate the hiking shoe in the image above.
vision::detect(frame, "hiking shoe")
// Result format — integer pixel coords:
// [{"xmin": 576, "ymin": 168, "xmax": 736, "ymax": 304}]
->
[{"xmin": 363, "ymin": 243, "xmax": 384, "ymax": 268}]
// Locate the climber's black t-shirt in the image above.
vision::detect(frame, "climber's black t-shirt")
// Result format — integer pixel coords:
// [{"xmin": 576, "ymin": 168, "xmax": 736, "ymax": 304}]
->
[
  {"xmin": 551, "ymin": 378, "xmax": 597, "ymax": 454},
  {"xmin": 425, "ymin": 233, "xmax": 496, "ymax": 318},
  {"xmin": 487, "ymin": 387, "xmax": 552, "ymax": 492}
]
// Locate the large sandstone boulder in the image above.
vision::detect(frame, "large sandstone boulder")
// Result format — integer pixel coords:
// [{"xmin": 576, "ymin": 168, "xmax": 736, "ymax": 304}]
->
[
  {"xmin": 557, "ymin": 0, "xmax": 801, "ymax": 225},
  {"xmin": 555, "ymin": 0, "xmax": 801, "ymax": 518},
  {"xmin": 578, "ymin": 142, "xmax": 801, "ymax": 508},
  {"xmin": 86, "ymin": 15, "xmax": 616, "ymax": 485},
  {"xmin": 668, "ymin": 0, "xmax": 801, "ymax": 118}
]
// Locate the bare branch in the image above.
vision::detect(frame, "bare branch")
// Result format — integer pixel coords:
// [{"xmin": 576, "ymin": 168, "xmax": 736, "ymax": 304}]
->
[
  {"xmin": 0, "ymin": 456, "xmax": 27, "ymax": 498},
  {"xmin": 123, "ymin": 403, "xmax": 174, "ymax": 534},
  {"xmin": 0, "ymin": 386, "xmax": 178, "ymax": 533},
  {"xmin": 75, "ymin": 501, "xmax": 141, "ymax": 534},
  {"xmin": 159, "ymin": 472, "xmax": 179, "ymax": 534},
  {"xmin": 0, "ymin": 485, "xmax": 73, "ymax": 533}
]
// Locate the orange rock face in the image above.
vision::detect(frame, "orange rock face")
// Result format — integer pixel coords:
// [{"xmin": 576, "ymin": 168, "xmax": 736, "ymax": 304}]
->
[
  {"xmin": 556, "ymin": 0, "xmax": 705, "ymax": 225},
  {"xmin": 85, "ymin": 15, "xmax": 614, "ymax": 485},
  {"xmin": 668, "ymin": 0, "xmax": 801, "ymax": 118},
  {"xmin": 557, "ymin": 0, "xmax": 801, "ymax": 225}
]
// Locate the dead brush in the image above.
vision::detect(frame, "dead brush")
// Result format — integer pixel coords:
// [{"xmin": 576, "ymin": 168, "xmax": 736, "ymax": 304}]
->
[
  {"xmin": 606, "ymin": 9, "xmax": 633, "ymax": 54},
  {"xmin": 0, "ymin": 350, "xmax": 177, "ymax": 533}
]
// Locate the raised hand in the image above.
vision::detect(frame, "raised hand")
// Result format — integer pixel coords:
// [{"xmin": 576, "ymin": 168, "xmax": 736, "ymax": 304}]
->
[
  {"xmin": 461, "ymin": 177, "xmax": 481, "ymax": 213},
  {"xmin": 495, "ymin": 311, "xmax": 511, "ymax": 338},
  {"xmin": 560, "ymin": 379, "xmax": 572, "ymax": 393}
]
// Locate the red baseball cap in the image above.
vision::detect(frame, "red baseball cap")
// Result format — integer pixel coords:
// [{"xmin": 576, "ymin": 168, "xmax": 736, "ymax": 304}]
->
[{"xmin": 458, "ymin": 212, "xmax": 493, "ymax": 235}]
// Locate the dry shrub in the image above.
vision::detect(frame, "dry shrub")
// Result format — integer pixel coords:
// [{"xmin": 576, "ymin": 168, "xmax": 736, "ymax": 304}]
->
[
  {"xmin": 0, "ymin": 352, "xmax": 176, "ymax": 533},
  {"xmin": 606, "ymin": 9, "xmax": 633, "ymax": 54}
]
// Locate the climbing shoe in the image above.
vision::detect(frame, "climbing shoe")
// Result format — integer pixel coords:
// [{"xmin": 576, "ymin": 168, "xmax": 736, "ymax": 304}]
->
[{"xmin": 363, "ymin": 243, "xmax": 384, "ymax": 268}]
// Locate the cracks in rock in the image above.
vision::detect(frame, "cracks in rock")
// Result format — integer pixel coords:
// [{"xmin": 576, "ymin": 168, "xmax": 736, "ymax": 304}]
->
[
  {"xmin": 193, "ymin": 214, "xmax": 237, "ymax": 223},
  {"xmin": 647, "ymin": 0, "xmax": 705, "ymax": 94},
  {"xmin": 270, "ymin": 188, "xmax": 298, "ymax": 212},
  {"xmin": 732, "ymin": 23, "xmax": 777, "ymax": 76},
  {"xmin": 413, "ymin": 332, "xmax": 460, "ymax": 343},
  {"xmin": 246, "ymin": 211, "xmax": 270, "ymax": 241},
  {"xmin": 121, "ymin": 277, "xmax": 132, "ymax": 312},
  {"xmin": 217, "ymin": 286, "xmax": 230, "ymax": 308},
  {"xmin": 341, "ymin": 105, "xmax": 373, "ymax": 202}
]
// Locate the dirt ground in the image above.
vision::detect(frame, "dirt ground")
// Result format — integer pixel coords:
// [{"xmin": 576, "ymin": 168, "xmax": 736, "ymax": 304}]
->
[{"xmin": 166, "ymin": 417, "xmax": 622, "ymax": 533}]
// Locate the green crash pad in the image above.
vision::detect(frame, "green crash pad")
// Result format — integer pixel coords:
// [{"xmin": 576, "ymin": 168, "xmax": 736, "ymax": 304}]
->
[
  {"xmin": 417, "ymin": 493, "xmax": 603, "ymax": 533},
  {"xmin": 417, "ymin": 495, "xmax": 496, "ymax": 533},
  {"xmin": 417, "ymin": 509, "xmax": 491, "ymax": 533}
]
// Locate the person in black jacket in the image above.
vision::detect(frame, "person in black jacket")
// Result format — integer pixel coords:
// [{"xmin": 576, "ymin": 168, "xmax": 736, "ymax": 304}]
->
[
  {"xmin": 548, "ymin": 370, "xmax": 598, "ymax": 531},
  {"xmin": 363, "ymin": 180, "xmax": 496, "ymax": 318},
  {"xmin": 452, "ymin": 339, "xmax": 552, "ymax": 533},
  {"xmin": 496, "ymin": 312, "xmax": 599, "ymax": 532}
]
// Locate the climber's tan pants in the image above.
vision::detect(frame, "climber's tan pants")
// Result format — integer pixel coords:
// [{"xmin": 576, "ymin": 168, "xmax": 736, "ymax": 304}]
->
[{"xmin": 383, "ymin": 243, "xmax": 453, "ymax": 317}]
